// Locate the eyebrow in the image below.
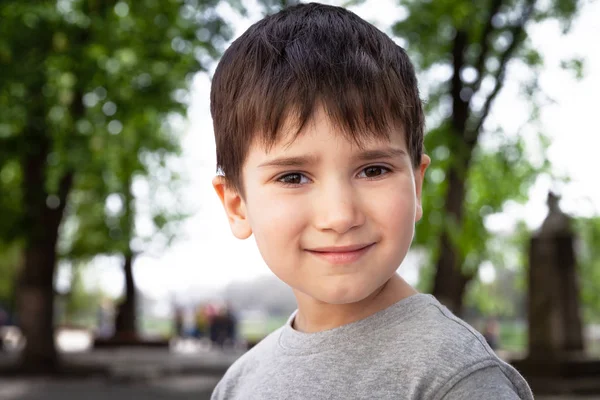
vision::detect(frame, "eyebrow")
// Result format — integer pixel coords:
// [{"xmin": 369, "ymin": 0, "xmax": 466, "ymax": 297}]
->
[
  {"xmin": 257, "ymin": 147, "xmax": 407, "ymax": 169},
  {"xmin": 353, "ymin": 148, "xmax": 408, "ymax": 162},
  {"xmin": 258, "ymin": 154, "xmax": 320, "ymax": 169}
]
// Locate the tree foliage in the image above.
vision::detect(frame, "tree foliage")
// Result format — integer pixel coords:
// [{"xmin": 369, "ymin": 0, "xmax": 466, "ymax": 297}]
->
[
  {"xmin": 1, "ymin": 0, "xmax": 230, "ymax": 247},
  {"xmin": 59, "ymin": 262, "xmax": 103, "ymax": 327},
  {"xmin": 386, "ymin": 0, "xmax": 583, "ymax": 313},
  {"xmin": 576, "ymin": 217, "xmax": 600, "ymax": 323},
  {"xmin": 0, "ymin": 240, "xmax": 21, "ymax": 314},
  {"xmin": 0, "ymin": 0, "xmax": 233, "ymax": 370},
  {"xmin": 464, "ymin": 221, "xmax": 530, "ymax": 318}
]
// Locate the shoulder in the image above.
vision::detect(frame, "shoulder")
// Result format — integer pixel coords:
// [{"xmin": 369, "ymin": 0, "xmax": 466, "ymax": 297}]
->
[
  {"xmin": 389, "ymin": 295, "xmax": 495, "ymax": 362},
  {"xmin": 211, "ymin": 327, "xmax": 283, "ymax": 400},
  {"xmin": 387, "ymin": 296, "xmax": 532, "ymax": 399},
  {"xmin": 437, "ymin": 363, "xmax": 533, "ymax": 400}
]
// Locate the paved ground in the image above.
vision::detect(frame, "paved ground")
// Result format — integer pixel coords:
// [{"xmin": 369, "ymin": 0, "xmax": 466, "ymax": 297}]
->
[
  {"xmin": 1, "ymin": 376, "xmax": 600, "ymax": 400},
  {"xmin": 0, "ymin": 376, "xmax": 219, "ymax": 400},
  {"xmin": 0, "ymin": 345, "xmax": 243, "ymax": 378},
  {"xmin": 0, "ymin": 344, "xmax": 239, "ymax": 399},
  {"xmin": 538, "ymin": 395, "xmax": 600, "ymax": 400},
  {"xmin": 1, "ymin": 344, "xmax": 600, "ymax": 399}
]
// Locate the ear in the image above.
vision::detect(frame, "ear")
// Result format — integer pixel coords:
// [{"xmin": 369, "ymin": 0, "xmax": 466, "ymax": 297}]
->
[
  {"xmin": 212, "ymin": 176, "xmax": 252, "ymax": 239},
  {"xmin": 414, "ymin": 154, "xmax": 431, "ymax": 222}
]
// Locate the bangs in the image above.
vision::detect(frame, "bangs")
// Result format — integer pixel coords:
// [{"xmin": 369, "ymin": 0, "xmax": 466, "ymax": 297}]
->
[
  {"xmin": 246, "ymin": 72, "xmax": 403, "ymax": 151},
  {"xmin": 211, "ymin": 3, "xmax": 424, "ymax": 190}
]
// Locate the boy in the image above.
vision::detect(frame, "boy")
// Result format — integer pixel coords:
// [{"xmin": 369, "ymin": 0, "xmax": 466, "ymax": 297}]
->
[{"xmin": 210, "ymin": 3, "xmax": 533, "ymax": 399}]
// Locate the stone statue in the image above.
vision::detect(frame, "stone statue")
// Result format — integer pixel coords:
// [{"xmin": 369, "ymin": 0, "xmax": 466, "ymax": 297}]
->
[{"xmin": 539, "ymin": 192, "xmax": 572, "ymax": 237}]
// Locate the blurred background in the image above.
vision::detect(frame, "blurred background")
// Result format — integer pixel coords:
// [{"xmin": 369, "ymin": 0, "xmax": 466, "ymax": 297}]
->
[{"xmin": 0, "ymin": 0, "xmax": 599, "ymax": 398}]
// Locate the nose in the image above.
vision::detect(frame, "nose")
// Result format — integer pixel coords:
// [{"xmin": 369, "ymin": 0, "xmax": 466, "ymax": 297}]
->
[{"xmin": 313, "ymin": 180, "xmax": 365, "ymax": 234}]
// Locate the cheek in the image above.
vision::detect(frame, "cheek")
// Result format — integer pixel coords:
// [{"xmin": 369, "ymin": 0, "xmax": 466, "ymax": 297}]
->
[
  {"xmin": 248, "ymin": 192, "xmax": 310, "ymax": 286},
  {"xmin": 373, "ymin": 185, "xmax": 417, "ymax": 234},
  {"xmin": 247, "ymin": 190, "xmax": 309, "ymax": 255}
]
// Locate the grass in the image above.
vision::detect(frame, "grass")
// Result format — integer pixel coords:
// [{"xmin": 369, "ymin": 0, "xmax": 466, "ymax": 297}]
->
[
  {"xmin": 239, "ymin": 316, "xmax": 289, "ymax": 342},
  {"xmin": 499, "ymin": 320, "xmax": 527, "ymax": 353}
]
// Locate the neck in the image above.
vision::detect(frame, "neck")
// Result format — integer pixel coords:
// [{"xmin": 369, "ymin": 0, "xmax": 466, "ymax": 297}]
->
[{"xmin": 292, "ymin": 274, "xmax": 417, "ymax": 333}]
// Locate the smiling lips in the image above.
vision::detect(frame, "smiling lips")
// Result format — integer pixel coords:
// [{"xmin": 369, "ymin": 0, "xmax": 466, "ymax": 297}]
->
[{"xmin": 306, "ymin": 243, "xmax": 375, "ymax": 264}]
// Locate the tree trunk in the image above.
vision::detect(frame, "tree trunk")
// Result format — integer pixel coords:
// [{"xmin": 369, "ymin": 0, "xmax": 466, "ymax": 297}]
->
[
  {"xmin": 17, "ymin": 128, "xmax": 73, "ymax": 372},
  {"xmin": 430, "ymin": 30, "xmax": 475, "ymax": 316},
  {"xmin": 113, "ymin": 173, "xmax": 138, "ymax": 338},
  {"xmin": 17, "ymin": 248, "xmax": 58, "ymax": 371},
  {"xmin": 431, "ymin": 169, "xmax": 472, "ymax": 316},
  {"xmin": 429, "ymin": 2, "xmax": 536, "ymax": 316},
  {"xmin": 114, "ymin": 252, "xmax": 137, "ymax": 337}
]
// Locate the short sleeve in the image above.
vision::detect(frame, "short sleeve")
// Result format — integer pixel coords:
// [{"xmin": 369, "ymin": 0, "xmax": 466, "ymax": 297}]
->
[
  {"xmin": 441, "ymin": 366, "xmax": 532, "ymax": 400},
  {"xmin": 210, "ymin": 370, "xmax": 237, "ymax": 400},
  {"xmin": 210, "ymin": 378, "xmax": 226, "ymax": 400}
]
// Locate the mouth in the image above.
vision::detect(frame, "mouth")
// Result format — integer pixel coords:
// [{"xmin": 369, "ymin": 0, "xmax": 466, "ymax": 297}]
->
[{"xmin": 305, "ymin": 243, "xmax": 375, "ymax": 265}]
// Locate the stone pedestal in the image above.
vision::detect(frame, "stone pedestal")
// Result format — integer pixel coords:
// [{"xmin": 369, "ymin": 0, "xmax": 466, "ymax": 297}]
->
[
  {"xmin": 512, "ymin": 192, "xmax": 598, "ymax": 395},
  {"xmin": 528, "ymin": 234, "xmax": 584, "ymax": 360}
]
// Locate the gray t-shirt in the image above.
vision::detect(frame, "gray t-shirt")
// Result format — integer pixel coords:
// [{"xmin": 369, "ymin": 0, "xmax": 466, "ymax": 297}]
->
[{"xmin": 211, "ymin": 293, "xmax": 533, "ymax": 399}]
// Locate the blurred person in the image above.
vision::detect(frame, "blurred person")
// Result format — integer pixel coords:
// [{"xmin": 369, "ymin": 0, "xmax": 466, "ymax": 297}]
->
[
  {"xmin": 210, "ymin": 305, "xmax": 237, "ymax": 349},
  {"xmin": 194, "ymin": 305, "xmax": 209, "ymax": 339},
  {"xmin": 209, "ymin": 311, "xmax": 225, "ymax": 347},
  {"xmin": 95, "ymin": 298, "xmax": 114, "ymax": 339},
  {"xmin": 223, "ymin": 304, "xmax": 238, "ymax": 347},
  {"xmin": 209, "ymin": 3, "xmax": 533, "ymax": 399},
  {"xmin": 174, "ymin": 306, "xmax": 185, "ymax": 339}
]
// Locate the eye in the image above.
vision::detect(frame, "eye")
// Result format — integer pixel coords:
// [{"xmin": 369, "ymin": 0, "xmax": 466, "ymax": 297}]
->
[
  {"xmin": 277, "ymin": 172, "xmax": 310, "ymax": 186},
  {"xmin": 358, "ymin": 166, "xmax": 391, "ymax": 179}
]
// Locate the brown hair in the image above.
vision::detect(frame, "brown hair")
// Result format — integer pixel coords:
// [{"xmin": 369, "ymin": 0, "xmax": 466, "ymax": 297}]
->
[{"xmin": 210, "ymin": 2, "xmax": 424, "ymax": 193}]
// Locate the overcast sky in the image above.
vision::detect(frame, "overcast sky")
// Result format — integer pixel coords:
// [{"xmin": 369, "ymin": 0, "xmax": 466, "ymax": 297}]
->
[{"xmin": 79, "ymin": 0, "xmax": 600, "ymax": 303}]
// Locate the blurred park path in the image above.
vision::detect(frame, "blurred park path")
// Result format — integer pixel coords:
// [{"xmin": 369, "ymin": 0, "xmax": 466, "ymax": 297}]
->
[
  {"xmin": 0, "ymin": 344, "xmax": 242, "ymax": 399},
  {"xmin": 0, "ymin": 374, "xmax": 599, "ymax": 400},
  {"xmin": 538, "ymin": 398, "xmax": 600, "ymax": 400},
  {"xmin": 0, "ymin": 376, "xmax": 218, "ymax": 400},
  {"xmin": 0, "ymin": 344, "xmax": 598, "ymax": 400},
  {"xmin": 1, "ymin": 345, "xmax": 599, "ymax": 400},
  {"xmin": 0, "ymin": 344, "xmax": 243, "ymax": 380}
]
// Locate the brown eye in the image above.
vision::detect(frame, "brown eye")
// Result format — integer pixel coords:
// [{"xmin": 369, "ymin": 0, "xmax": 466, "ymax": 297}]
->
[
  {"xmin": 277, "ymin": 173, "xmax": 308, "ymax": 185},
  {"xmin": 360, "ymin": 166, "xmax": 389, "ymax": 178}
]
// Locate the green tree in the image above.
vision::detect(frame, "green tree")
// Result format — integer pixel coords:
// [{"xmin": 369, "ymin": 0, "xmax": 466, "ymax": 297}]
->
[
  {"xmin": 0, "ymin": 0, "xmax": 231, "ymax": 371},
  {"xmin": 63, "ymin": 132, "xmax": 189, "ymax": 338},
  {"xmin": 389, "ymin": 0, "xmax": 583, "ymax": 314},
  {"xmin": 576, "ymin": 216, "xmax": 600, "ymax": 324},
  {"xmin": 60, "ymin": 262, "xmax": 102, "ymax": 327},
  {"xmin": 464, "ymin": 221, "xmax": 530, "ymax": 319},
  {"xmin": 0, "ymin": 240, "xmax": 21, "ymax": 317}
]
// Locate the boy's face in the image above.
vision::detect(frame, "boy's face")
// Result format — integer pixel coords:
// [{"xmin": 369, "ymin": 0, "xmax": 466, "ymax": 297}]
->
[{"xmin": 214, "ymin": 107, "xmax": 429, "ymax": 306}]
